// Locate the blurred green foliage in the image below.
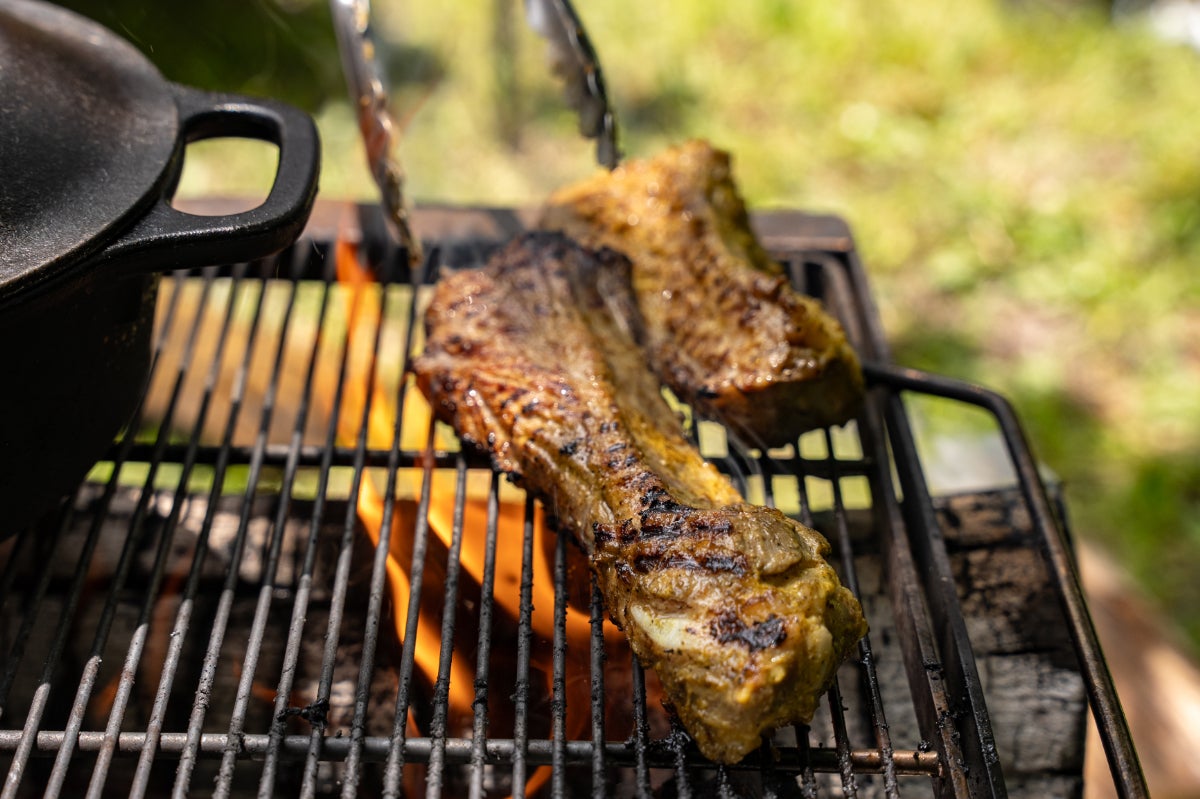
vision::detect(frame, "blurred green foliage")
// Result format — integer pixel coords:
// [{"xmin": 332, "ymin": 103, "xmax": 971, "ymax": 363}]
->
[
  {"xmin": 58, "ymin": 0, "xmax": 343, "ymax": 110},
  {"xmin": 63, "ymin": 0, "xmax": 1200, "ymax": 645}
]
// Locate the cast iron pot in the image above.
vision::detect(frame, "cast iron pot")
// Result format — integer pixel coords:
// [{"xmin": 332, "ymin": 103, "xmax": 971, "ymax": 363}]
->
[{"xmin": 0, "ymin": 0, "xmax": 321, "ymax": 534}]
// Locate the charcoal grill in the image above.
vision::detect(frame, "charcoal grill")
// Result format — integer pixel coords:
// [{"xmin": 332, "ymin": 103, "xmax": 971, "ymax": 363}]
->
[{"xmin": 0, "ymin": 202, "xmax": 1145, "ymax": 797}]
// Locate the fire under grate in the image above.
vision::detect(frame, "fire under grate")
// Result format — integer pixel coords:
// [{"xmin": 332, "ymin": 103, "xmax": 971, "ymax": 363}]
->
[{"xmin": 0, "ymin": 205, "xmax": 1144, "ymax": 798}]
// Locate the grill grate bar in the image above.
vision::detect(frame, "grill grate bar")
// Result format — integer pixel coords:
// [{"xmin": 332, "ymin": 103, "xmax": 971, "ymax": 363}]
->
[
  {"xmin": 0, "ymin": 525, "xmax": 32, "ymax": 620},
  {"xmin": 856, "ymin": 392, "xmax": 972, "ymax": 798},
  {"xmin": 783, "ymin": 426, "xmax": 862, "ymax": 799},
  {"xmin": 1, "ymin": 277, "xmax": 183, "ymax": 794},
  {"xmin": 379, "ymin": 418, "xmax": 438, "ymax": 796},
  {"xmin": 0, "ymin": 493, "xmax": 86, "ymax": 799},
  {"xmin": 0, "ymin": 503, "xmax": 65, "ymax": 722},
  {"xmin": 797, "ymin": 730, "xmax": 819, "ymax": 797},
  {"xmin": 127, "ymin": 264, "xmax": 254, "ymax": 799},
  {"xmin": 667, "ymin": 724, "xmax": 696, "ymax": 791},
  {"xmin": 467, "ymin": 471, "xmax": 504, "ymax": 799},
  {"xmin": 211, "ymin": 276, "xmax": 312, "ymax": 798},
  {"xmin": 787, "ymin": 426, "xmax": 822, "ymax": 799},
  {"xmin": 98, "ymin": 444, "xmax": 877, "ymax": 485},
  {"xmin": 254, "ymin": 248, "xmax": 343, "ymax": 798},
  {"xmin": 171, "ymin": 270, "xmax": 284, "ymax": 796},
  {"xmin": 628, "ymin": 655, "xmax": 652, "ymax": 798},
  {"xmin": 667, "ymin": 723, "xmax": 692, "ymax": 799},
  {"xmin": 0, "ymin": 729, "xmax": 943, "ymax": 773},
  {"xmin": 424, "ymin": 454, "xmax": 472, "ymax": 799},
  {"xmin": 550, "ymin": 508, "xmax": 570, "ymax": 798},
  {"xmin": 39, "ymin": 268, "xmax": 198, "ymax": 799},
  {"xmin": 877, "ymin": 387, "xmax": 1007, "ymax": 798},
  {"xmin": 85, "ymin": 271, "xmax": 228, "ymax": 798},
  {"xmin": 510, "ymin": 493, "xmax": 539, "ymax": 798},
  {"xmin": 827, "ymin": 677, "xmax": 857, "ymax": 798},
  {"xmin": 287, "ymin": 256, "xmax": 369, "ymax": 797},
  {"xmin": 863, "ymin": 362, "xmax": 1149, "ymax": 799},
  {"xmin": 335, "ymin": 241, "xmax": 432, "ymax": 797},
  {"xmin": 588, "ymin": 580, "xmax": 607, "ymax": 799},
  {"xmin": 823, "ymin": 426, "xmax": 901, "ymax": 798}
]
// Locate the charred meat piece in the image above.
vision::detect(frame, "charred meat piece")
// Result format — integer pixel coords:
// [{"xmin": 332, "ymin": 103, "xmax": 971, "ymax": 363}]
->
[
  {"xmin": 540, "ymin": 140, "xmax": 864, "ymax": 447},
  {"xmin": 413, "ymin": 232, "xmax": 866, "ymax": 763}
]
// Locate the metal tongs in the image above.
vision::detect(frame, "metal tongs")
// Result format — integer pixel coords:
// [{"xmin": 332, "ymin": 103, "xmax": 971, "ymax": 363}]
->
[
  {"xmin": 330, "ymin": 0, "xmax": 619, "ymax": 257},
  {"xmin": 524, "ymin": 0, "xmax": 620, "ymax": 169},
  {"xmin": 329, "ymin": 0, "xmax": 423, "ymax": 263}
]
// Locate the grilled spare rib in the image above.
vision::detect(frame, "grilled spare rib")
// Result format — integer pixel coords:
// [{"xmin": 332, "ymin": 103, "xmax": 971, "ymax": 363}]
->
[
  {"xmin": 413, "ymin": 232, "xmax": 867, "ymax": 764},
  {"xmin": 540, "ymin": 139, "xmax": 864, "ymax": 447}
]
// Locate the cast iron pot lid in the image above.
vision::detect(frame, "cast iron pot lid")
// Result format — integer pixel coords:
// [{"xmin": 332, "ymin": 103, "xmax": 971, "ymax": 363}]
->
[{"xmin": 0, "ymin": 0, "xmax": 185, "ymax": 295}]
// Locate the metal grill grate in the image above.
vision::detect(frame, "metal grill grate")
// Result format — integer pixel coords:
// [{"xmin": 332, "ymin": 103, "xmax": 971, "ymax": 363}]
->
[{"xmin": 0, "ymin": 204, "xmax": 1143, "ymax": 797}]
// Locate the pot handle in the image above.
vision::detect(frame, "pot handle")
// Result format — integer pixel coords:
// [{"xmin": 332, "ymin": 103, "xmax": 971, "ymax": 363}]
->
[{"xmin": 97, "ymin": 84, "xmax": 321, "ymax": 273}]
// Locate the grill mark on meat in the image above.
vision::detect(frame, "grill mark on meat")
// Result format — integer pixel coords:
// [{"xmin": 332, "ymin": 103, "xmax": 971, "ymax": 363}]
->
[
  {"xmin": 412, "ymin": 231, "xmax": 866, "ymax": 764},
  {"xmin": 633, "ymin": 552, "xmax": 747, "ymax": 575},
  {"xmin": 641, "ymin": 485, "xmax": 687, "ymax": 513},
  {"xmin": 711, "ymin": 611, "xmax": 788, "ymax": 652}
]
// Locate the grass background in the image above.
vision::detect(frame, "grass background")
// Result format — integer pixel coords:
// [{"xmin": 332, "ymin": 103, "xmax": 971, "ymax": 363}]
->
[{"xmin": 66, "ymin": 0, "xmax": 1200, "ymax": 648}]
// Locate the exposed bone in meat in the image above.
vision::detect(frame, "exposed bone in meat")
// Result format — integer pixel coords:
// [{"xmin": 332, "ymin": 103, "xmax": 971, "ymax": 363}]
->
[
  {"xmin": 540, "ymin": 140, "xmax": 864, "ymax": 447},
  {"xmin": 413, "ymin": 232, "xmax": 866, "ymax": 763}
]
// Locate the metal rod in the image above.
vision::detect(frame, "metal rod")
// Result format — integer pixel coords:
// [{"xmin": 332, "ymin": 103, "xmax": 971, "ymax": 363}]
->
[
  {"xmin": 823, "ymin": 427, "xmax": 900, "ymax": 797},
  {"xmin": 629, "ymin": 654, "xmax": 651, "ymax": 798},
  {"xmin": 755, "ymin": 736, "xmax": 787, "ymax": 799},
  {"xmin": 377, "ymin": 254, "xmax": 438, "ymax": 796},
  {"xmin": 0, "ymin": 486, "xmax": 92, "ymax": 799},
  {"xmin": 0, "ymin": 506, "xmax": 67, "ymax": 722},
  {"xmin": 424, "ymin": 454, "xmax": 471, "ymax": 798},
  {"xmin": 105, "ymin": 441, "xmax": 454, "ymax": 472},
  {"xmin": 879, "ymin": 384, "xmax": 1007, "ymax": 797},
  {"xmin": 510, "ymin": 494, "xmax": 537, "ymax": 798},
  {"xmin": 0, "ymin": 729, "xmax": 941, "ymax": 774},
  {"xmin": 668, "ymin": 718, "xmax": 694, "ymax": 799},
  {"xmin": 0, "ymin": 518, "xmax": 34, "ymax": 611},
  {"xmin": 467, "ymin": 472, "xmax": 503, "ymax": 799},
  {"xmin": 796, "ymin": 726, "xmax": 818, "ymax": 798},
  {"xmin": 380, "ymin": 424, "xmax": 438, "ymax": 797},
  {"xmin": 863, "ymin": 361, "xmax": 1149, "ymax": 799},
  {"xmin": 170, "ymin": 276, "xmax": 286, "ymax": 797},
  {"xmin": 588, "ymin": 579, "xmax": 607, "ymax": 799},
  {"xmin": 335, "ymin": 243, "xmax": 434, "ymax": 798},
  {"xmin": 550, "ymin": 514, "xmax": 569, "ymax": 797},
  {"xmin": 293, "ymin": 252, "xmax": 378, "ymax": 799},
  {"xmin": 827, "ymin": 679, "xmax": 858, "ymax": 798},
  {"xmin": 85, "ymin": 271, "xmax": 223, "ymax": 798},
  {"xmin": 211, "ymin": 278, "xmax": 309, "ymax": 799},
  {"xmin": 34, "ymin": 269, "xmax": 192, "ymax": 799},
  {"xmin": 128, "ymin": 266, "xmax": 253, "ymax": 799},
  {"xmin": 107, "ymin": 438, "xmax": 864, "ymax": 483},
  {"xmin": 856, "ymin": 386, "xmax": 971, "ymax": 797},
  {"xmin": 255, "ymin": 255, "xmax": 344, "ymax": 798}
]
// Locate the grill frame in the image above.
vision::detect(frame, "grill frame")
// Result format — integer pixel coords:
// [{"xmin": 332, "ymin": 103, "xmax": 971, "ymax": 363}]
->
[{"xmin": 0, "ymin": 203, "xmax": 1144, "ymax": 797}]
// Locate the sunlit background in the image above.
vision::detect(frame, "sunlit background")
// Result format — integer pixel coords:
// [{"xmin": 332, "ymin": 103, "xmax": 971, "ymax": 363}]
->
[{"xmin": 51, "ymin": 0, "xmax": 1200, "ymax": 792}]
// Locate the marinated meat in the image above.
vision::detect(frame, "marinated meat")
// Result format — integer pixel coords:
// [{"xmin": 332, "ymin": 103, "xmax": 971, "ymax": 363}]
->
[
  {"xmin": 540, "ymin": 139, "xmax": 864, "ymax": 447},
  {"xmin": 413, "ymin": 232, "xmax": 867, "ymax": 763}
]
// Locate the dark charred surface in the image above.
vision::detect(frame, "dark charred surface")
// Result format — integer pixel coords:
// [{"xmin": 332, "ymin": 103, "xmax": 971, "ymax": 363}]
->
[
  {"xmin": 413, "ymin": 232, "xmax": 866, "ymax": 764},
  {"xmin": 711, "ymin": 611, "xmax": 789, "ymax": 652}
]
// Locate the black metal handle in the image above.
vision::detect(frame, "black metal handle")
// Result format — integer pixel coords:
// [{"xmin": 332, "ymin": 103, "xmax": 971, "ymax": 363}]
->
[{"xmin": 97, "ymin": 84, "xmax": 321, "ymax": 273}]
